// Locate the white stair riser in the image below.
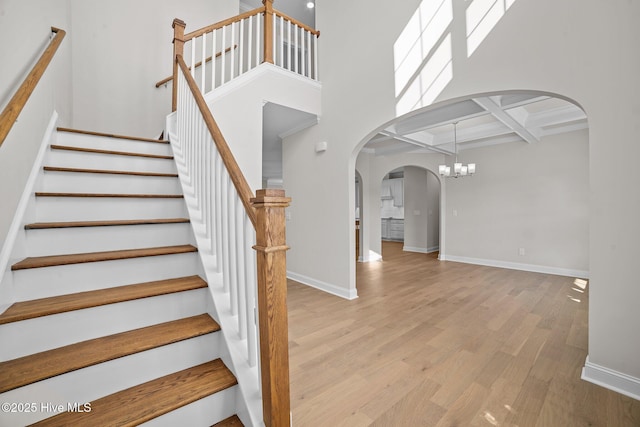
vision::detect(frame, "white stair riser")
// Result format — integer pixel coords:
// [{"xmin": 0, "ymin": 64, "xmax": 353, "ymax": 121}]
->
[
  {"xmin": 46, "ymin": 149, "xmax": 177, "ymax": 175},
  {"xmin": 34, "ymin": 197, "xmax": 188, "ymax": 222},
  {"xmin": 0, "ymin": 333, "xmax": 220, "ymax": 427},
  {"xmin": 56, "ymin": 132, "xmax": 173, "ymax": 157},
  {"xmin": 25, "ymin": 223, "xmax": 194, "ymax": 257},
  {"xmin": 141, "ymin": 385, "xmax": 238, "ymax": 427},
  {"xmin": 40, "ymin": 171, "xmax": 182, "ymax": 194},
  {"xmin": 13, "ymin": 253, "xmax": 203, "ymax": 300},
  {"xmin": 0, "ymin": 289, "xmax": 210, "ymax": 360}
]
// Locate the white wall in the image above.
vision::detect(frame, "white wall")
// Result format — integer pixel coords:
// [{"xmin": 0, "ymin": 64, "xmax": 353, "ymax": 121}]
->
[
  {"xmin": 443, "ymin": 129, "xmax": 589, "ymax": 275},
  {"xmin": 69, "ymin": 0, "xmax": 239, "ymax": 137},
  {"xmin": 283, "ymin": 0, "xmax": 640, "ymax": 390},
  {"xmin": 0, "ymin": 0, "xmax": 72, "ymax": 253},
  {"xmin": 404, "ymin": 166, "xmax": 440, "ymax": 253},
  {"xmin": 208, "ymin": 65, "xmax": 321, "ymax": 192}
]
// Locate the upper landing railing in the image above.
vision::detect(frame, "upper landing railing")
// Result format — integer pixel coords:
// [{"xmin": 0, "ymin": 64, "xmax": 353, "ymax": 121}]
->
[
  {"xmin": 168, "ymin": 0, "xmax": 320, "ymax": 111},
  {"xmin": 0, "ymin": 27, "xmax": 66, "ymax": 147}
]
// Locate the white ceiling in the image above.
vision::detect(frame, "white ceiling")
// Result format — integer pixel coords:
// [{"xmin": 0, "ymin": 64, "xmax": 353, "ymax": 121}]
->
[{"xmin": 362, "ymin": 94, "xmax": 588, "ymax": 157}]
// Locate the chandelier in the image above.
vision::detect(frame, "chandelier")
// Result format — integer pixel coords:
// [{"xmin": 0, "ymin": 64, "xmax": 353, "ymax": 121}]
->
[{"xmin": 438, "ymin": 122, "xmax": 475, "ymax": 178}]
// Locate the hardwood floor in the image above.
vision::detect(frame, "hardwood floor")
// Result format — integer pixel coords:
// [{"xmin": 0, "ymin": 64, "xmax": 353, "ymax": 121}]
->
[{"xmin": 288, "ymin": 241, "xmax": 640, "ymax": 426}]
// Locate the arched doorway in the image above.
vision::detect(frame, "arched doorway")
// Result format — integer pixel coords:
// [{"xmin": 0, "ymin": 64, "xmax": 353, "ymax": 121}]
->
[{"xmin": 351, "ymin": 91, "xmax": 588, "ymax": 295}]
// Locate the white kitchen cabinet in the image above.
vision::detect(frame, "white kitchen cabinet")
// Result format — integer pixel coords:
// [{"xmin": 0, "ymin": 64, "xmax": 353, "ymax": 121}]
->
[{"xmin": 381, "ymin": 218, "xmax": 404, "ymax": 241}]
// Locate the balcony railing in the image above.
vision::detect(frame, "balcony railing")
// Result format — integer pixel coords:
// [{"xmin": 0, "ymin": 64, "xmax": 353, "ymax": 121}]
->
[{"xmin": 170, "ymin": 0, "xmax": 319, "ymax": 110}]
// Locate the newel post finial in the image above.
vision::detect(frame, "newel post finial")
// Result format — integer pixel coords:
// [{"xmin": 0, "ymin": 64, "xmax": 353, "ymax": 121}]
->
[
  {"xmin": 262, "ymin": 0, "xmax": 275, "ymax": 64},
  {"xmin": 251, "ymin": 188, "xmax": 291, "ymax": 427},
  {"xmin": 171, "ymin": 18, "xmax": 186, "ymax": 112}
]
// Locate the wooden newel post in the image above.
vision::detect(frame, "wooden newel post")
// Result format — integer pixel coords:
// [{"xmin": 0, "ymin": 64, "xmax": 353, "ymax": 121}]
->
[
  {"xmin": 262, "ymin": 0, "xmax": 274, "ymax": 64},
  {"xmin": 251, "ymin": 188, "xmax": 291, "ymax": 427},
  {"xmin": 172, "ymin": 18, "xmax": 186, "ymax": 112}
]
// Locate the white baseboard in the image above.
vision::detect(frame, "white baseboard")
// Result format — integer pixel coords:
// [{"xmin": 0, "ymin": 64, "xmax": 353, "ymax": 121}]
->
[
  {"xmin": 582, "ymin": 356, "xmax": 640, "ymax": 401},
  {"xmin": 403, "ymin": 246, "xmax": 440, "ymax": 254},
  {"xmin": 439, "ymin": 254, "xmax": 589, "ymax": 278},
  {"xmin": 287, "ymin": 271, "xmax": 358, "ymax": 300}
]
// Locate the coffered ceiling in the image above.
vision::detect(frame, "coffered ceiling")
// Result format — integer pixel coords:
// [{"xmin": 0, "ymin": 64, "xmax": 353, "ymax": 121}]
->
[{"xmin": 362, "ymin": 94, "xmax": 588, "ymax": 157}]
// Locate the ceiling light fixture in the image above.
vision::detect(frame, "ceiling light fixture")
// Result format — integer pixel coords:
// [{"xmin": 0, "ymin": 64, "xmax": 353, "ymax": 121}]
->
[
  {"xmin": 306, "ymin": 2, "xmax": 315, "ymax": 8},
  {"xmin": 438, "ymin": 122, "xmax": 476, "ymax": 178}
]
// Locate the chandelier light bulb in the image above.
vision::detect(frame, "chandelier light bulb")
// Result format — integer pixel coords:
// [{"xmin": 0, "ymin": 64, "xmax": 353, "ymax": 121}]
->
[{"xmin": 438, "ymin": 122, "xmax": 476, "ymax": 179}]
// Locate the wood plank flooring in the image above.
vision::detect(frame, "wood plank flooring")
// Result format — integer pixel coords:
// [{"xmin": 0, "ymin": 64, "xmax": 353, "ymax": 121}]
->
[{"xmin": 287, "ymin": 241, "xmax": 640, "ymax": 427}]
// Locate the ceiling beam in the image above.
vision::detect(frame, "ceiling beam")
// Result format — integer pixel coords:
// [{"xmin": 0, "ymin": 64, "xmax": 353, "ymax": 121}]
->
[
  {"xmin": 378, "ymin": 130, "xmax": 454, "ymax": 155},
  {"xmin": 473, "ymin": 97, "xmax": 539, "ymax": 143}
]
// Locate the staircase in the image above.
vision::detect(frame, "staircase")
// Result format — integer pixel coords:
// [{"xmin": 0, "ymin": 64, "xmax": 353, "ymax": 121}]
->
[{"xmin": 0, "ymin": 128, "xmax": 244, "ymax": 426}]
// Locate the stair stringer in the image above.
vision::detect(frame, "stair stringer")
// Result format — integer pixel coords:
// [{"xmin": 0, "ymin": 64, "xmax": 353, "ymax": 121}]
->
[
  {"xmin": 168, "ymin": 128, "xmax": 263, "ymax": 427},
  {"xmin": 0, "ymin": 111, "xmax": 58, "ymax": 315}
]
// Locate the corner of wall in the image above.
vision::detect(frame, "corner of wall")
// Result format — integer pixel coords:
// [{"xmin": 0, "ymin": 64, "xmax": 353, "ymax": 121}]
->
[{"xmin": 582, "ymin": 356, "xmax": 640, "ymax": 401}]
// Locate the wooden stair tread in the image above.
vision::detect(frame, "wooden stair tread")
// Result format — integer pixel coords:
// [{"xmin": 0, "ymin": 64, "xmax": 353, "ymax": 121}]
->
[
  {"xmin": 31, "ymin": 359, "xmax": 237, "ymax": 427},
  {"xmin": 35, "ymin": 192, "xmax": 183, "ymax": 198},
  {"xmin": 0, "ymin": 275, "xmax": 206, "ymax": 325},
  {"xmin": 0, "ymin": 314, "xmax": 220, "ymax": 394},
  {"xmin": 213, "ymin": 415, "xmax": 245, "ymax": 426},
  {"xmin": 11, "ymin": 245, "xmax": 197, "ymax": 271},
  {"xmin": 43, "ymin": 166, "xmax": 178, "ymax": 178},
  {"xmin": 51, "ymin": 144, "xmax": 173, "ymax": 159},
  {"xmin": 57, "ymin": 127, "xmax": 169, "ymax": 144},
  {"xmin": 25, "ymin": 218, "xmax": 190, "ymax": 229}
]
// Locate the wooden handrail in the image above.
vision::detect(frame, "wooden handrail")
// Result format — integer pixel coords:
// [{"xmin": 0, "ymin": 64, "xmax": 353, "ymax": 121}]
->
[
  {"xmin": 183, "ymin": 7, "xmax": 265, "ymax": 42},
  {"xmin": 155, "ymin": 45, "xmax": 236, "ymax": 88},
  {"xmin": 177, "ymin": 55, "xmax": 292, "ymax": 425},
  {"xmin": 0, "ymin": 27, "xmax": 66, "ymax": 148},
  {"xmin": 272, "ymin": 9, "xmax": 320, "ymax": 37},
  {"xmin": 176, "ymin": 54, "xmax": 257, "ymax": 227}
]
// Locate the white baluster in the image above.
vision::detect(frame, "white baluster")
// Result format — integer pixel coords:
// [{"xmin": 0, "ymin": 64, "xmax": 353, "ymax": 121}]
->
[
  {"xmin": 239, "ymin": 18, "xmax": 245, "ymax": 75},
  {"xmin": 248, "ymin": 15, "xmax": 253, "ymax": 70},
  {"xmin": 190, "ymin": 39, "xmax": 196, "ymax": 77},
  {"xmin": 228, "ymin": 180, "xmax": 238, "ymax": 317},
  {"xmin": 221, "ymin": 172, "xmax": 230, "ymax": 293},
  {"xmin": 215, "ymin": 153, "xmax": 223, "ymax": 271},
  {"xmin": 221, "ymin": 25, "xmax": 227, "ymax": 85},
  {"xmin": 287, "ymin": 19, "xmax": 291, "ymax": 71},
  {"xmin": 294, "ymin": 24, "xmax": 299, "ymax": 74},
  {"xmin": 245, "ymin": 220, "xmax": 258, "ymax": 367},
  {"xmin": 314, "ymin": 33, "xmax": 318, "ymax": 80},
  {"xmin": 279, "ymin": 15, "xmax": 284, "ymax": 67},
  {"xmin": 236, "ymin": 196, "xmax": 247, "ymax": 339},
  {"xmin": 211, "ymin": 29, "xmax": 217, "ymax": 90},
  {"xmin": 256, "ymin": 14, "xmax": 261, "ymax": 64},
  {"xmin": 300, "ymin": 27, "xmax": 306, "ymax": 77},
  {"xmin": 230, "ymin": 21, "xmax": 236, "ymax": 80},
  {"xmin": 306, "ymin": 30, "xmax": 311, "ymax": 78},
  {"xmin": 201, "ymin": 33, "xmax": 207, "ymax": 92}
]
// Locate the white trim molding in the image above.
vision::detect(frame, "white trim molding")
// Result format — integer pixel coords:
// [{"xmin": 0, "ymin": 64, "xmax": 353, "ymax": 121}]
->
[
  {"xmin": 403, "ymin": 245, "xmax": 440, "ymax": 254},
  {"xmin": 582, "ymin": 356, "xmax": 640, "ymax": 401},
  {"xmin": 0, "ymin": 111, "xmax": 58, "ymax": 313},
  {"xmin": 439, "ymin": 254, "xmax": 589, "ymax": 278},
  {"xmin": 287, "ymin": 271, "xmax": 358, "ymax": 300}
]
